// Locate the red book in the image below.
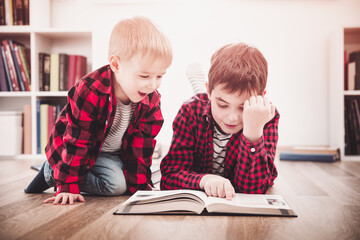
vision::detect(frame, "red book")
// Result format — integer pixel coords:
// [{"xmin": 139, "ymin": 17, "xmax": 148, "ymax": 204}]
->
[
  {"xmin": 344, "ymin": 50, "xmax": 347, "ymax": 90},
  {"xmin": 74, "ymin": 55, "xmax": 87, "ymax": 84},
  {"xmin": 13, "ymin": 42, "xmax": 30, "ymax": 91},
  {"xmin": 1, "ymin": 39, "xmax": 20, "ymax": 91},
  {"xmin": 67, "ymin": 55, "xmax": 76, "ymax": 90},
  {"xmin": 48, "ymin": 105, "xmax": 55, "ymax": 138}
]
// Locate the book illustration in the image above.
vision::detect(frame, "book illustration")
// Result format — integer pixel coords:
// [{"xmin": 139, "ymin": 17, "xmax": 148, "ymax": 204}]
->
[{"xmin": 114, "ymin": 189, "xmax": 297, "ymax": 217}]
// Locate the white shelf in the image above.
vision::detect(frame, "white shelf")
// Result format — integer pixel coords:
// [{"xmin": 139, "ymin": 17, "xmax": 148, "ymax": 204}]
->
[
  {"xmin": 330, "ymin": 26, "xmax": 360, "ymax": 161},
  {"xmin": 0, "ymin": 0, "xmax": 92, "ymax": 158}
]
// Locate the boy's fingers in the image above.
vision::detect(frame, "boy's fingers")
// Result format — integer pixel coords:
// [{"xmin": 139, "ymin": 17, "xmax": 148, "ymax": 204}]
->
[
  {"xmin": 53, "ymin": 195, "xmax": 61, "ymax": 205},
  {"xmin": 225, "ymin": 183, "xmax": 235, "ymax": 200},
  {"xmin": 256, "ymin": 95, "xmax": 264, "ymax": 105},
  {"xmin": 78, "ymin": 195, "xmax": 85, "ymax": 202},
  {"xmin": 61, "ymin": 195, "xmax": 68, "ymax": 205},
  {"xmin": 69, "ymin": 196, "xmax": 74, "ymax": 205},
  {"xmin": 43, "ymin": 197, "xmax": 55, "ymax": 203}
]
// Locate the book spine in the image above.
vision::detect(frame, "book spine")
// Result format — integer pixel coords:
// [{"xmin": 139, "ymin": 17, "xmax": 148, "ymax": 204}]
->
[
  {"xmin": 2, "ymin": 39, "xmax": 19, "ymax": 91},
  {"xmin": 48, "ymin": 105, "xmax": 54, "ymax": 139},
  {"xmin": 0, "ymin": 46, "xmax": 8, "ymax": 91},
  {"xmin": 0, "ymin": 45, "xmax": 12, "ymax": 91},
  {"xmin": 40, "ymin": 103, "xmax": 48, "ymax": 155},
  {"xmin": 4, "ymin": 0, "xmax": 12, "ymax": 25},
  {"xmin": 23, "ymin": 104, "xmax": 31, "ymax": 154},
  {"xmin": 13, "ymin": 42, "xmax": 29, "ymax": 91},
  {"xmin": 59, "ymin": 53, "xmax": 68, "ymax": 91},
  {"xmin": 18, "ymin": 45, "xmax": 30, "ymax": 89},
  {"xmin": 22, "ymin": 0, "xmax": 28, "ymax": 25},
  {"xmin": 0, "ymin": 0, "xmax": 5, "ymax": 25},
  {"xmin": 43, "ymin": 53, "xmax": 50, "ymax": 91},
  {"xmin": 349, "ymin": 52, "xmax": 360, "ymax": 90},
  {"xmin": 50, "ymin": 53, "xmax": 59, "ymax": 92},
  {"xmin": 9, "ymin": 40, "xmax": 25, "ymax": 91},
  {"xmin": 12, "ymin": 0, "xmax": 23, "ymax": 25},
  {"xmin": 67, "ymin": 55, "xmax": 76, "ymax": 90},
  {"xmin": 279, "ymin": 152, "xmax": 336, "ymax": 162},
  {"xmin": 36, "ymin": 100, "xmax": 40, "ymax": 154}
]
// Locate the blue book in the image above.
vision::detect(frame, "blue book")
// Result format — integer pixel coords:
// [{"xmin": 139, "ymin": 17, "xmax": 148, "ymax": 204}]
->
[{"xmin": 279, "ymin": 151, "xmax": 339, "ymax": 162}]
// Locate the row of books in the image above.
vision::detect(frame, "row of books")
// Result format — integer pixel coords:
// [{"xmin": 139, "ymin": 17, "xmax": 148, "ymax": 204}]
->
[
  {"xmin": 36, "ymin": 101, "xmax": 64, "ymax": 154},
  {"xmin": 0, "ymin": 0, "xmax": 29, "ymax": 26},
  {"xmin": 345, "ymin": 51, "xmax": 360, "ymax": 91},
  {"xmin": 344, "ymin": 96, "xmax": 360, "ymax": 155},
  {"xmin": 39, "ymin": 53, "xmax": 87, "ymax": 92},
  {"xmin": 0, "ymin": 39, "xmax": 31, "ymax": 91},
  {"xmin": 280, "ymin": 146, "xmax": 340, "ymax": 162}
]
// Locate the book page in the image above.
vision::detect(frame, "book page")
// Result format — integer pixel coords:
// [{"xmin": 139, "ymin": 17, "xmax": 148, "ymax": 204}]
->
[
  {"xmin": 204, "ymin": 193, "xmax": 291, "ymax": 210},
  {"xmin": 121, "ymin": 189, "xmax": 208, "ymax": 206}
]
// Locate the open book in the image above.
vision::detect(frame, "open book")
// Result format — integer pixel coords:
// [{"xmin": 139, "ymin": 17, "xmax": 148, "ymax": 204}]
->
[{"xmin": 114, "ymin": 189, "xmax": 297, "ymax": 217}]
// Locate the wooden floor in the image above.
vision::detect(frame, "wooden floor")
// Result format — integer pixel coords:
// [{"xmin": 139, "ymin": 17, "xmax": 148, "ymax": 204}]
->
[{"xmin": 0, "ymin": 156, "xmax": 360, "ymax": 240}]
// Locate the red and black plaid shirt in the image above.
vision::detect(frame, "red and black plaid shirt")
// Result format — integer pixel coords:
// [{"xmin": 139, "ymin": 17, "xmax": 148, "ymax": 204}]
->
[
  {"xmin": 160, "ymin": 93, "xmax": 279, "ymax": 194},
  {"xmin": 45, "ymin": 65, "xmax": 164, "ymax": 195}
]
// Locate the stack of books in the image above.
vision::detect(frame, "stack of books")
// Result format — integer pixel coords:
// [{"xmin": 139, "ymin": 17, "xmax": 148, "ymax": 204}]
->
[{"xmin": 280, "ymin": 146, "xmax": 340, "ymax": 162}]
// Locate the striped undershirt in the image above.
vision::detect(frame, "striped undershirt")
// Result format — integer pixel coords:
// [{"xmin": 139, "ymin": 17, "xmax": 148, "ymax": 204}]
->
[
  {"xmin": 186, "ymin": 62, "xmax": 207, "ymax": 94},
  {"xmin": 212, "ymin": 123, "xmax": 232, "ymax": 176},
  {"xmin": 101, "ymin": 99, "xmax": 136, "ymax": 153}
]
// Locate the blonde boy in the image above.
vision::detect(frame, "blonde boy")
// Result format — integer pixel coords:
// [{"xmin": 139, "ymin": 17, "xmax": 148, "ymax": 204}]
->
[
  {"xmin": 25, "ymin": 17, "xmax": 172, "ymax": 205},
  {"xmin": 161, "ymin": 43, "xmax": 279, "ymax": 199}
]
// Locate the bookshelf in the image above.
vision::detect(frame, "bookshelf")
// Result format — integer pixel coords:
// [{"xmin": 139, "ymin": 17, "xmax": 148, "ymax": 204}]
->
[
  {"xmin": 329, "ymin": 27, "xmax": 360, "ymax": 161},
  {"xmin": 0, "ymin": 0, "xmax": 92, "ymax": 159}
]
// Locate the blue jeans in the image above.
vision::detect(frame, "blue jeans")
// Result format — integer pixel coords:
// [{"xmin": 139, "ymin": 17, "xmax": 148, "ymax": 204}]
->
[{"xmin": 44, "ymin": 152, "xmax": 127, "ymax": 196}]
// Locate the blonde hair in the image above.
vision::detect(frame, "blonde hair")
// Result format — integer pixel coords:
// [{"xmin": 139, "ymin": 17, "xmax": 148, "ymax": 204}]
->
[
  {"xmin": 208, "ymin": 43, "xmax": 268, "ymax": 95},
  {"xmin": 108, "ymin": 16, "xmax": 172, "ymax": 66}
]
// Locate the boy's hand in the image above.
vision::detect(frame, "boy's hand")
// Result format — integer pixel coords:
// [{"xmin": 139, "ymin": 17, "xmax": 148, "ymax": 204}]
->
[
  {"xmin": 199, "ymin": 174, "xmax": 235, "ymax": 200},
  {"xmin": 242, "ymin": 96, "xmax": 276, "ymax": 143},
  {"xmin": 43, "ymin": 192, "xmax": 85, "ymax": 205}
]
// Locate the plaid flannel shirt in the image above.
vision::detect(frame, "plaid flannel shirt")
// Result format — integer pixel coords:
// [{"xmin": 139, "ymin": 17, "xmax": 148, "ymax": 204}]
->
[
  {"xmin": 160, "ymin": 93, "xmax": 279, "ymax": 194},
  {"xmin": 45, "ymin": 65, "xmax": 163, "ymax": 195}
]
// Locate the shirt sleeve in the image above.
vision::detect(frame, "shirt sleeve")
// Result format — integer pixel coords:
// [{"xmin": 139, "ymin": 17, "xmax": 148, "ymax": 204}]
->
[
  {"xmin": 160, "ymin": 103, "xmax": 206, "ymax": 190},
  {"xmin": 232, "ymin": 111, "xmax": 280, "ymax": 194},
  {"xmin": 124, "ymin": 95, "xmax": 164, "ymax": 194},
  {"xmin": 47, "ymin": 82, "xmax": 99, "ymax": 195}
]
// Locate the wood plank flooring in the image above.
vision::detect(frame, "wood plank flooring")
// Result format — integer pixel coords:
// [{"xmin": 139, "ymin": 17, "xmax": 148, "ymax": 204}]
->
[{"xmin": 0, "ymin": 157, "xmax": 359, "ymax": 240}]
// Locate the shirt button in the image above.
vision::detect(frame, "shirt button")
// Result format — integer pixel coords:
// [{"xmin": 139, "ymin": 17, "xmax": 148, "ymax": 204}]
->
[
  {"xmin": 108, "ymin": 96, "xmax": 111, "ymax": 101},
  {"xmin": 250, "ymin": 147, "xmax": 255, "ymax": 153},
  {"xmin": 105, "ymin": 120, "xmax": 108, "ymax": 125}
]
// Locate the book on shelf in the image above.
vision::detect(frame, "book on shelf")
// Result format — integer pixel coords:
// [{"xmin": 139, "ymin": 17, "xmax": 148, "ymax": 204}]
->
[
  {"xmin": 59, "ymin": 53, "xmax": 69, "ymax": 91},
  {"xmin": 2, "ymin": 39, "xmax": 20, "ymax": 91},
  {"xmin": 11, "ymin": 41, "xmax": 30, "ymax": 91},
  {"xmin": 279, "ymin": 151, "xmax": 340, "ymax": 162},
  {"xmin": 39, "ymin": 52, "xmax": 50, "ymax": 91},
  {"xmin": 0, "ymin": 0, "xmax": 29, "ymax": 26},
  {"xmin": 40, "ymin": 104, "xmax": 48, "ymax": 154},
  {"xmin": 0, "ymin": 46, "xmax": 8, "ymax": 91},
  {"xmin": 348, "ymin": 51, "xmax": 360, "ymax": 90},
  {"xmin": 0, "ymin": 0, "xmax": 5, "ymax": 25},
  {"xmin": 23, "ymin": 104, "xmax": 31, "ymax": 154},
  {"xmin": 344, "ymin": 97, "xmax": 360, "ymax": 155},
  {"xmin": 0, "ymin": 45, "xmax": 12, "ymax": 91},
  {"xmin": 50, "ymin": 53, "xmax": 59, "ymax": 92},
  {"xmin": 114, "ymin": 189, "xmax": 297, "ymax": 217},
  {"xmin": 68, "ymin": 55, "xmax": 87, "ymax": 90}
]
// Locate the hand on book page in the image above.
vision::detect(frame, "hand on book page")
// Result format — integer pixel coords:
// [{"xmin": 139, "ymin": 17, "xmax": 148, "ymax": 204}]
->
[{"xmin": 199, "ymin": 174, "xmax": 235, "ymax": 200}]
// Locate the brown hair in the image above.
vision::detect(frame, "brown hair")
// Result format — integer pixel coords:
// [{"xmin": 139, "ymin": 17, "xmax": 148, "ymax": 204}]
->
[{"xmin": 208, "ymin": 43, "xmax": 267, "ymax": 95}]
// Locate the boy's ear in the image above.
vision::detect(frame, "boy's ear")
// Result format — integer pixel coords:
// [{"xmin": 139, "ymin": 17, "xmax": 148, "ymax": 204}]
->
[
  {"xmin": 205, "ymin": 82, "xmax": 211, "ymax": 97},
  {"xmin": 109, "ymin": 55, "xmax": 120, "ymax": 72}
]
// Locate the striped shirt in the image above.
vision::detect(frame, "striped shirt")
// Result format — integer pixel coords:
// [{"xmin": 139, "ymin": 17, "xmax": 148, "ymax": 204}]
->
[
  {"xmin": 102, "ymin": 99, "xmax": 136, "ymax": 153},
  {"xmin": 212, "ymin": 123, "xmax": 232, "ymax": 176}
]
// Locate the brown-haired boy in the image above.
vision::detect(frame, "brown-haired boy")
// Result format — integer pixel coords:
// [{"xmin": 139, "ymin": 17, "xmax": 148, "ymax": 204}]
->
[
  {"xmin": 160, "ymin": 42, "xmax": 279, "ymax": 199},
  {"xmin": 25, "ymin": 16, "xmax": 172, "ymax": 205}
]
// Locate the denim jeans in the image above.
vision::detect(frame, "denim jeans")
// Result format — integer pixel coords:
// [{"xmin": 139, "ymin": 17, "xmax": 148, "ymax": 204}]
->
[{"xmin": 44, "ymin": 152, "xmax": 127, "ymax": 196}]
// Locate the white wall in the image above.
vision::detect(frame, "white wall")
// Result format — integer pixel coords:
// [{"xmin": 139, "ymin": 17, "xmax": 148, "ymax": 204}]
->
[{"xmin": 50, "ymin": 0, "xmax": 360, "ymax": 147}]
